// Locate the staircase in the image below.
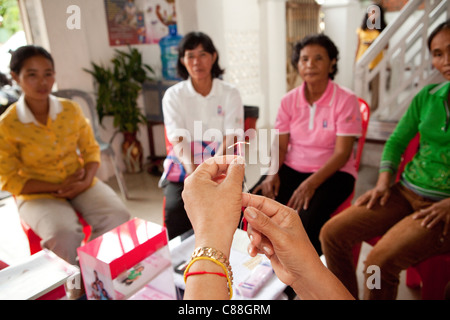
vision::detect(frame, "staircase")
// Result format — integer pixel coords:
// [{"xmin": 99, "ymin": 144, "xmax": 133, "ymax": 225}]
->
[{"xmin": 354, "ymin": 0, "xmax": 449, "ymax": 143}]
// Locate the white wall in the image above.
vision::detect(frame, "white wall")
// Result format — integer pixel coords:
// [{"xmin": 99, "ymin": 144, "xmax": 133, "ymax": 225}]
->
[
  {"xmin": 259, "ymin": 0, "xmax": 287, "ymax": 127},
  {"xmin": 321, "ymin": 0, "xmax": 363, "ymax": 90}
]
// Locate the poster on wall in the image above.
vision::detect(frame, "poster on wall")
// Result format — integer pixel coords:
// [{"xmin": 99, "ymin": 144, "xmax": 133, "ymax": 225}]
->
[{"xmin": 104, "ymin": 0, "xmax": 177, "ymax": 46}]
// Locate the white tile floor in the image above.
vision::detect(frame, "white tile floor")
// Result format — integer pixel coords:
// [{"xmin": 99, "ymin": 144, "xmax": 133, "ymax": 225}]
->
[{"xmin": 0, "ymin": 161, "xmax": 421, "ymax": 299}]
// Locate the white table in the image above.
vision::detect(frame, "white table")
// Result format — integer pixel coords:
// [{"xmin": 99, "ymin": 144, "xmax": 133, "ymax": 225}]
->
[{"xmin": 169, "ymin": 229, "xmax": 287, "ymax": 300}]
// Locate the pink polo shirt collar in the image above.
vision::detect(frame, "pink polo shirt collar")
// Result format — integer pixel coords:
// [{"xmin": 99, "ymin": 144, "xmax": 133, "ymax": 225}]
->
[{"xmin": 298, "ymin": 79, "xmax": 337, "ymax": 108}]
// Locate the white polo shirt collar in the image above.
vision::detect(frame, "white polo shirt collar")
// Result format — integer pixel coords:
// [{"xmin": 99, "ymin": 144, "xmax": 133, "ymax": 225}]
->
[
  {"xmin": 16, "ymin": 94, "xmax": 63, "ymax": 125},
  {"xmin": 186, "ymin": 77, "xmax": 222, "ymax": 98}
]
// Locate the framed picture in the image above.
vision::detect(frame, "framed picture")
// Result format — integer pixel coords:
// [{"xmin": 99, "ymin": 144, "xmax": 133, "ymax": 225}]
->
[{"xmin": 104, "ymin": 0, "xmax": 177, "ymax": 46}]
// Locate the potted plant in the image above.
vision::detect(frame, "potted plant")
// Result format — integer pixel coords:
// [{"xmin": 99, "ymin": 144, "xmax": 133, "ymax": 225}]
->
[{"xmin": 85, "ymin": 46, "xmax": 154, "ymax": 173}]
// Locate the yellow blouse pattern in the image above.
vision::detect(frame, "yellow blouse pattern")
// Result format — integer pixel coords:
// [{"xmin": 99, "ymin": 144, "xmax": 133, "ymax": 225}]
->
[
  {"xmin": 356, "ymin": 28, "xmax": 384, "ymax": 70},
  {"xmin": 0, "ymin": 98, "xmax": 100, "ymax": 200}
]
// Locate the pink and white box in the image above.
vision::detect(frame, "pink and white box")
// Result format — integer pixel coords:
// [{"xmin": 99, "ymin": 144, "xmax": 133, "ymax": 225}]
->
[{"xmin": 77, "ymin": 218, "xmax": 176, "ymax": 300}]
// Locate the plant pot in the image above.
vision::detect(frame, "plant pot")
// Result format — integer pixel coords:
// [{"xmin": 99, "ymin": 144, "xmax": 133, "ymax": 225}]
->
[{"xmin": 122, "ymin": 131, "xmax": 143, "ymax": 173}]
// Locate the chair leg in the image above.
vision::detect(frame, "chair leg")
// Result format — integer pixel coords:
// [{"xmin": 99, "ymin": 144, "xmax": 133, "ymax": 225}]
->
[{"xmin": 108, "ymin": 153, "xmax": 130, "ymax": 200}]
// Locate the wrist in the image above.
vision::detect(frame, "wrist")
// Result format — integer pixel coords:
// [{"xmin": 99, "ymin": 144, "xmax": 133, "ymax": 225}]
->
[
  {"xmin": 82, "ymin": 176, "xmax": 94, "ymax": 187},
  {"xmin": 184, "ymin": 247, "xmax": 234, "ymax": 300},
  {"xmin": 290, "ymin": 260, "xmax": 331, "ymax": 299},
  {"xmin": 376, "ymin": 171, "xmax": 392, "ymax": 186}
]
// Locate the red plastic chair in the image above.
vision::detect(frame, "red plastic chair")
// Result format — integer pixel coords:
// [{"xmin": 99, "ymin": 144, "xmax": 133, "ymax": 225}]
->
[
  {"xmin": 0, "ymin": 260, "xmax": 8, "ymax": 270},
  {"xmin": 21, "ymin": 211, "xmax": 92, "ymax": 255},
  {"xmin": 331, "ymin": 98, "xmax": 371, "ymax": 217}
]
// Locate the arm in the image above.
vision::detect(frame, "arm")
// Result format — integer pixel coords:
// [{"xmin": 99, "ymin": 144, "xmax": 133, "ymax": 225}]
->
[
  {"xmin": 356, "ymin": 91, "xmax": 422, "ymax": 208},
  {"xmin": 171, "ymin": 137, "xmax": 197, "ymax": 175},
  {"xmin": 354, "ymin": 170, "xmax": 392, "ymax": 208},
  {"xmin": 243, "ymin": 193, "xmax": 354, "ymax": 300},
  {"xmin": 20, "ymin": 162, "xmax": 98, "ymax": 198},
  {"xmin": 182, "ymin": 155, "xmax": 245, "ymax": 300},
  {"xmin": 162, "ymin": 87, "xmax": 198, "ymax": 175},
  {"xmin": 252, "ymin": 133, "xmax": 289, "ymax": 198},
  {"xmin": 413, "ymin": 198, "xmax": 450, "ymax": 236},
  {"xmin": 53, "ymin": 162, "xmax": 99, "ymax": 199},
  {"xmin": 287, "ymin": 135, "xmax": 355, "ymax": 211}
]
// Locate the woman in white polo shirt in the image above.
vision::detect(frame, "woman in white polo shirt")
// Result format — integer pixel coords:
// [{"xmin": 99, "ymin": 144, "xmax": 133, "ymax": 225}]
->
[
  {"xmin": 252, "ymin": 34, "xmax": 362, "ymax": 255},
  {"xmin": 160, "ymin": 31, "xmax": 244, "ymax": 239}
]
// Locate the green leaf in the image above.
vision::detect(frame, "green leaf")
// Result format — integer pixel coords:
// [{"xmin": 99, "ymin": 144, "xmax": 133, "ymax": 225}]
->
[{"xmin": 84, "ymin": 46, "xmax": 155, "ymax": 133}]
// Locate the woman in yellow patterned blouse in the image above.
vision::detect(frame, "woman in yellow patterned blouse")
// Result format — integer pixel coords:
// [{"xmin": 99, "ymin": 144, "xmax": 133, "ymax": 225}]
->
[
  {"xmin": 0, "ymin": 46, "xmax": 130, "ymax": 265},
  {"xmin": 355, "ymin": 5, "xmax": 387, "ymax": 111}
]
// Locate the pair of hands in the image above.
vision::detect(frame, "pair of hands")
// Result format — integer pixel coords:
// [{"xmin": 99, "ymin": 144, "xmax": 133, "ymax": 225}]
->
[
  {"xmin": 355, "ymin": 177, "xmax": 450, "ymax": 236},
  {"xmin": 20, "ymin": 166, "xmax": 94, "ymax": 199},
  {"xmin": 251, "ymin": 174, "xmax": 316, "ymax": 212},
  {"xmin": 53, "ymin": 168, "xmax": 90, "ymax": 199},
  {"xmin": 182, "ymin": 156, "xmax": 352, "ymax": 299}
]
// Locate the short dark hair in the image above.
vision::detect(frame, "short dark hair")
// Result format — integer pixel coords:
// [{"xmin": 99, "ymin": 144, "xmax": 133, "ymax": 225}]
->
[
  {"xmin": 177, "ymin": 32, "xmax": 224, "ymax": 80},
  {"xmin": 10, "ymin": 45, "xmax": 54, "ymax": 75},
  {"xmin": 428, "ymin": 19, "xmax": 450, "ymax": 50},
  {"xmin": 291, "ymin": 34, "xmax": 339, "ymax": 80}
]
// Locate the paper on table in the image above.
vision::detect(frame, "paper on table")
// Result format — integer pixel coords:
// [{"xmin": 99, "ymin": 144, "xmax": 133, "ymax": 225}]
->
[{"xmin": 0, "ymin": 249, "xmax": 79, "ymax": 300}]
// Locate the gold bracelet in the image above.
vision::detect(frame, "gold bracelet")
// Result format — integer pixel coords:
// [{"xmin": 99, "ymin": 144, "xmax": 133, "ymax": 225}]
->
[
  {"xmin": 184, "ymin": 247, "xmax": 233, "ymax": 299},
  {"xmin": 184, "ymin": 257, "xmax": 233, "ymax": 299},
  {"xmin": 191, "ymin": 247, "xmax": 233, "ymax": 282}
]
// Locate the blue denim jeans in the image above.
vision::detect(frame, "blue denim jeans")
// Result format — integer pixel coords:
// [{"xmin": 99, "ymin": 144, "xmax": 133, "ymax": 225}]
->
[{"xmin": 320, "ymin": 183, "xmax": 450, "ymax": 299}]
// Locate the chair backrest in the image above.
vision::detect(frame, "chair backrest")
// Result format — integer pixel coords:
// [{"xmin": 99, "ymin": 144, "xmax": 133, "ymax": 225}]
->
[
  {"xmin": 355, "ymin": 98, "xmax": 370, "ymax": 171},
  {"xmin": 0, "ymin": 260, "xmax": 8, "ymax": 270},
  {"xmin": 52, "ymin": 89, "xmax": 101, "ymax": 141},
  {"xmin": 395, "ymin": 133, "xmax": 420, "ymax": 182}
]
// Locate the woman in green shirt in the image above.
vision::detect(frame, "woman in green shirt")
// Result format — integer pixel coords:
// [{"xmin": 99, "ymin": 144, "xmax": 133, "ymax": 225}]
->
[{"xmin": 320, "ymin": 20, "xmax": 450, "ymax": 300}]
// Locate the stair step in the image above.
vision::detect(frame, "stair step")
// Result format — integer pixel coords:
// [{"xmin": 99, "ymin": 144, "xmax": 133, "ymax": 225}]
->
[{"xmin": 366, "ymin": 120, "xmax": 398, "ymax": 142}]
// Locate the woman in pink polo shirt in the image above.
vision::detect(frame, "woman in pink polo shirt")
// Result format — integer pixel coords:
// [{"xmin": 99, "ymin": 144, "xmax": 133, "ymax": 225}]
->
[{"xmin": 252, "ymin": 34, "xmax": 362, "ymax": 255}]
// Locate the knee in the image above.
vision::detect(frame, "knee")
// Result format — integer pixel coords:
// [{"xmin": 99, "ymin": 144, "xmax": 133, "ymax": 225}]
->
[
  {"xmin": 319, "ymin": 216, "xmax": 344, "ymax": 248},
  {"xmin": 42, "ymin": 228, "xmax": 85, "ymax": 264},
  {"xmin": 51, "ymin": 228, "xmax": 85, "ymax": 246},
  {"xmin": 364, "ymin": 246, "xmax": 394, "ymax": 271},
  {"xmin": 116, "ymin": 209, "xmax": 131, "ymax": 224},
  {"xmin": 107, "ymin": 209, "xmax": 131, "ymax": 230}
]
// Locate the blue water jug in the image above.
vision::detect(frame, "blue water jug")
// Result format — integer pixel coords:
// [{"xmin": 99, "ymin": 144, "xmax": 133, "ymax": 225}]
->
[{"xmin": 159, "ymin": 24, "xmax": 183, "ymax": 81}]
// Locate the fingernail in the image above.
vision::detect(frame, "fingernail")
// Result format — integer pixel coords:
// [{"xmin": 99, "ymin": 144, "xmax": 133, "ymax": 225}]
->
[
  {"xmin": 246, "ymin": 207, "xmax": 257, "ymax": 219},
  {"xmin": 231, "ymin": 156, "xmax": 245, "ymax": 166},
  {"xmin": 263, "ymin": 246, "xmax": 273, "ymax": 256}
]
